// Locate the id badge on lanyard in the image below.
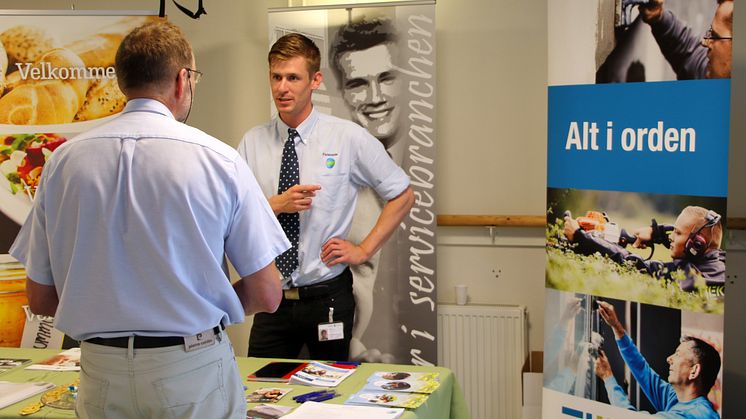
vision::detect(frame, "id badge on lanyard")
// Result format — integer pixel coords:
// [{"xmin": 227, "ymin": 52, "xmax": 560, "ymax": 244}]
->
[{"xmin": 318, "ymin": 307, "xmax": 344, "ymax": 341}]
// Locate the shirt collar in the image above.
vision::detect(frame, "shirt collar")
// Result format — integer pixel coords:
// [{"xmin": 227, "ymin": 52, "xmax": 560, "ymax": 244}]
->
[
  {"xmin": 122, "ymin": 98, "xmax": 175, "ymax": 119},
  {"xmin": 275, "ymin": 107, "xmax": 319, "ymax": 145}
]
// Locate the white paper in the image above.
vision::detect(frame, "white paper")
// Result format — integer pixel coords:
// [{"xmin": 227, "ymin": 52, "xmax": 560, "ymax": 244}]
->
[
  {"xmin": 282, "ymin": 401, "xmax": 404, "ymax": 419},
  {"xmin": 0, "ymin": 381, "xmax": 55, "ymax": 409}
]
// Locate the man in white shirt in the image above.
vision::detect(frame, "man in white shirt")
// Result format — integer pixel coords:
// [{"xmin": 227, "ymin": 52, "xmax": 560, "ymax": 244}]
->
[
  {"xmin": 11, "ymin": 21, "xmax": 289, "ymax": 419},
  {"xmin": 238, "ymin": 33, "xmax": 414, "ymax": 361}
]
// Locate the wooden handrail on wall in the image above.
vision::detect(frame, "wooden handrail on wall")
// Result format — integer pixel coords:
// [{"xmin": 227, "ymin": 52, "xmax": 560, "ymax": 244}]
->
[
  {"xmin": 437, "ymin": 214, "xmax": 746, "ymax": 230},
  {"xmin": 437, "ymin": 215, "xmax": 545, "ymax": 227}
]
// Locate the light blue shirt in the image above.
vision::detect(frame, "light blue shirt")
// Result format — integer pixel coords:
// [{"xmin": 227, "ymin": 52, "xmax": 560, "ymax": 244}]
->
[
  {"xmin": 603, "ymin": 334, "xmax": 720, "ymax": 418},
  {"xmin": 237, "ymin": 108, "xmax": 409, "ymax": 287},
  {"xmin": 10, "ymin": 99, "xmax": 290, "ymax": 341}
]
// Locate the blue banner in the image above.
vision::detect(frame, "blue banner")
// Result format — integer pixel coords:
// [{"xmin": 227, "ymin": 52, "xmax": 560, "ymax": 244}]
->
[{"xmin": 548, "ymin": 80, "xmax": 730, "ymax": 197}]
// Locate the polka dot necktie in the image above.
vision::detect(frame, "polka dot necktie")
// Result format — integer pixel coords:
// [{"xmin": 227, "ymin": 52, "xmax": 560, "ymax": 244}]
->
[{"xmin": 276, "ymin": 128, "xmax": 300, "ymax": 278}]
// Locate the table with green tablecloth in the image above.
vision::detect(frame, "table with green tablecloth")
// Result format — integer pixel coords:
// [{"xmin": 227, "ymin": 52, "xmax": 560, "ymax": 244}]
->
[{"xmin": 0, "ymin": 348, "xmax": 470, "ymax": 418}]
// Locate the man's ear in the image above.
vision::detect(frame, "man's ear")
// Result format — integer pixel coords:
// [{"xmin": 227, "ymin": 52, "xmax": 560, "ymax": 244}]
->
[
  {"xmin": 689, "ymin": 363, "xmax": 701, "ymax": 381},
  {"xmin": 174, "ymin": 68, "xmax": 189, "ymax": 99},
  {"xmin": 311, "ymin": 71, "xmax": 323, "ymax": 90}
]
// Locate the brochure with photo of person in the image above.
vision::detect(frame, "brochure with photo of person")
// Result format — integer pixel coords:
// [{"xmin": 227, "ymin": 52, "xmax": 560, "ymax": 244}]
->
[
  {"xmin": 363, "ymin": 371, "xmax": 440, "ymax": 394},
  {"xmin": 288, "ymin": 361, "xmax": 356, "ymax": 387},
  {"xmin": 345, "ymin": 391, "xmax": 428, "ymax": 409},
  {"xmin": 367, "ymin": 371, "xmax": 439, "ymax": 382},
  {"xmin": 362, "ymin": 379, "xmax": 440, "ymax": 394},
  {"xmin": 246, "ymin": 387, "xmax": 293, "ymax": 403},
  {"xmin": 25, "ymin": 348, "xmax": 80, "ymax": 371}
]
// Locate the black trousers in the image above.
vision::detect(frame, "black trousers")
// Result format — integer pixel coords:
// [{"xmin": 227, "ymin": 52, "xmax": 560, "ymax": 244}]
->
[{"xmin": 248, "ymin": 270, "xmax": 355, "ymax": 361}]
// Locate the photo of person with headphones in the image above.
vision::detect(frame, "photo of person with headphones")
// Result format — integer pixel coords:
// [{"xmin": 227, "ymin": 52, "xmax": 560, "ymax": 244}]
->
[{"xmin": 562, "ymin": 205, "xmax": 725, "ymax": 293}]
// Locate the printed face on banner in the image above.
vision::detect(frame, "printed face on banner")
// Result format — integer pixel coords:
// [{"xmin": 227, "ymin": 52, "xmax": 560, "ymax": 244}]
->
[
  {"xmin": 670, "ymin": 211, "xmax": 708, "ymax": 260},
  {"xmin": 337, "ymin": 43, "xmax": 401, "ymax": 148},
  {"xmin": 705, "ymin": 1, "xmax": 734, "ymax": 79},
  {"xmin": 666, "ymin": 341, "xmax": 697, "ymax": 385}
]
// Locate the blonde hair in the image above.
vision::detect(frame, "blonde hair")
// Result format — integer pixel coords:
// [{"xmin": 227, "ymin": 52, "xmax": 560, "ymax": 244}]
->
[{"xmin": 268, "ymin": 33, "xmax": 320, "ymax": 75}]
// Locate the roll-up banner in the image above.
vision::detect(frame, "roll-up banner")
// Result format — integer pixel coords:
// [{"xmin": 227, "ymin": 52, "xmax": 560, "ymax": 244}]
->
[
  {"xmin": 0, "ymin": 11, "xmax": 157, "ymax": 348},
  {"xmin": 544, "ymin": 1, "xmax": 731, "ymax": 417},
  {"xmin": 268, "ymin": 1, "xmax": 437, "ymax": 365}
]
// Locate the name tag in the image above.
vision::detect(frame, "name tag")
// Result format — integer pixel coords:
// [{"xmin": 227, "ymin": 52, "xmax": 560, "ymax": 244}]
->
[
  {"xmin": 183, "ymin": 329, "xmax": 218, "ymax": 352},
  {"xmin": 318, "ymin": 322, "xmax": 344, "ymax": 341}
]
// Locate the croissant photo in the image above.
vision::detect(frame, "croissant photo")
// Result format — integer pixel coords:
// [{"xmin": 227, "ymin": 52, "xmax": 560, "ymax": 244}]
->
[{"xmin": 0, "ymin": 16, "xmax": 157, "ymax": 125}]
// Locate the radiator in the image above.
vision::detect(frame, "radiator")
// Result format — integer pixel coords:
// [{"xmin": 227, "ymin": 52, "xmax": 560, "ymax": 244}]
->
[{"xmin": 437, "ymin": 304, "xmax": 527, "ymax": 419}]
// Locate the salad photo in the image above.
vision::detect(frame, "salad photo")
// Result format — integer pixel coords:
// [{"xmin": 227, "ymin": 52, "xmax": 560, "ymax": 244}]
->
[{"xmin": 0, "ymin": 133, "xmax": 66, "ymax": 200}]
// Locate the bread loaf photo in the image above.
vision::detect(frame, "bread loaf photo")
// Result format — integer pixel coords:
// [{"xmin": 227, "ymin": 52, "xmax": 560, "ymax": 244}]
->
[
  {"xmin": 0, "ymin": 48, "xmax": 90, "ymax": 125},
  {"xmin": 0, "ymin": 25, "xmax": 59, "ymax": 71},
  {"xmin": 74, "ymin": 77, "xmax": 126, "ymax": 122}
]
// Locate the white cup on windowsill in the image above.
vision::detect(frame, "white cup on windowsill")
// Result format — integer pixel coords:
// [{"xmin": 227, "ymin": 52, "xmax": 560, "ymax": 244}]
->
[{"xmin": 455, "ymin": 285, "xmax": 468, "ymax": 305}]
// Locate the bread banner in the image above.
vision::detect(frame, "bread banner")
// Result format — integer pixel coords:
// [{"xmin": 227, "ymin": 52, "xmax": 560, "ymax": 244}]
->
[{"xmin": 0, "ymin": 16, "xmax": 157, "ymax": 125}]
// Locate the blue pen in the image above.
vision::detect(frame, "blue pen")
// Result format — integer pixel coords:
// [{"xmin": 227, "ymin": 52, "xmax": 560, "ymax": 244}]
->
[
  {"xmin": 293, "ymin": 389, "xmax": 332, "ymax": 402},
  {"xmin": 333, "ymin": 361, "xmax": 360, "ymax": 366},
  {"xmin": 308, "ymin": 392, "xmax": 338, "ymax": 402}
]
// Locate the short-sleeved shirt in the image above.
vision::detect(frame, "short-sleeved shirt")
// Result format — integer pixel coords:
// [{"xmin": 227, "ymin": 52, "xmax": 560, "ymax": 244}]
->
[
  {"xmin": 237, "ymin": 108, "xmax": 409, "ymax": 287},
  {"xmin": 10, "ymin": 99, "xmax": 290, "ymax": 341}
]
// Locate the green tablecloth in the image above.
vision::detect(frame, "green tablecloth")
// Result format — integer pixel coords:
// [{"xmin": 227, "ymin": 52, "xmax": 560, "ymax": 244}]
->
[{"xmin": 0, "ymin": 347, "xmax": 470, "ymax": 419}]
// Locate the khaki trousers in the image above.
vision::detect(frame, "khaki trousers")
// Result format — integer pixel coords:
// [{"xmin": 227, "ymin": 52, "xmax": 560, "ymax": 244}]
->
[{"xmin": 77, "ymin": 334, "xmax": 245, "ymax": 419}]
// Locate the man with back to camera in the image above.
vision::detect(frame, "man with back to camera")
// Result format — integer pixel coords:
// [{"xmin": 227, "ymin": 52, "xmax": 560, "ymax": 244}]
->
[
  {"xmin": 237, "ymin": 33, "xmax": 414, "ymax": 361},
  {"xmin": 10, "ymin": 21, "xmax": 290, "ymax": 419},
  {"xmin": 328, "ymin": 17, "xmax": 404, "ymax": 361},
  {"xmin": 639, "ymin": 0, "xmax": 733, "ymax": 79},
  {"xmin": 564, "ymin": 206, "xmax": 725, "ymax": 292},
  {"xmin": 594, "ymin": 301, "xmax": 721, "ymax": 418}
]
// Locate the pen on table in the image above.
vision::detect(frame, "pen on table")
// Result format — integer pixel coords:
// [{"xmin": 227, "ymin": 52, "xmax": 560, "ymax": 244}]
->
[
  {"xmin": 294, "ymin": 389, "xmax": 342, "ymax": 403},
  {"xmin": 332, "ymin": 361, "xmax": 360, "ymax": 367},
  {"xmin": 292, "ymin": 389, "xmax": 333, "ymax": 401},
  {"xmin": 308, "ymin": 392, "xmax": 341, "ymax": 402}
]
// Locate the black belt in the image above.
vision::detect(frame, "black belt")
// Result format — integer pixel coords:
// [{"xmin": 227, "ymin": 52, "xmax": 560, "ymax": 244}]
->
[
  {"xmin": 283, "ymin": 267, "xmax": 352, "ymax": 301},
  {"xmin": 86, "ymin": 324, "xmax": 224, "ymax": 349}
]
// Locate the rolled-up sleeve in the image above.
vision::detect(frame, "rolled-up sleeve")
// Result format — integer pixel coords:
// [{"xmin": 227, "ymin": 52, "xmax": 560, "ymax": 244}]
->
[{"xmin": 352, "ymin": 129, "xmax": 410, "ymax": 201}]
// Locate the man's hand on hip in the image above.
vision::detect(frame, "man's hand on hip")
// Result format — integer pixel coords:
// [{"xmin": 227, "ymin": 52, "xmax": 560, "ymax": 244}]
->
[{"xmin": 321, "ymin": 237, "xmax": 370, "ymax": 266}]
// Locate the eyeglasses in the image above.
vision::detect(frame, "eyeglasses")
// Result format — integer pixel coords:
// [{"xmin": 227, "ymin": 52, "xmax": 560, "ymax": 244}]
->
[
  {"xmin": 185, "ymin": 68, "xmax": 203, "ymax": 84},
  {"xmin": 703, "ymin": 26, "xmax": 732, "ymax": 42}
]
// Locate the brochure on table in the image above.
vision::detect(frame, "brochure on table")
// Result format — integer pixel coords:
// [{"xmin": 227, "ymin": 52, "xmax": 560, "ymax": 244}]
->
[
  {"xmin": 25, "ymin": 348, "xmax": 80, "ymax": 371},
  {"xmin": 0, "ymin": 381, "xmax": 55, "ymax": 409},
  {"xmin": 289, "ymin": 362, "xmax": 356, "ymax": 387},
  {"xmin": 363, "ymin": 371, "xmax": 440, "ymax": 393},
  {"xmin": 283, "ymin": 401, "xmax": 404, "ymax": 419}
]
